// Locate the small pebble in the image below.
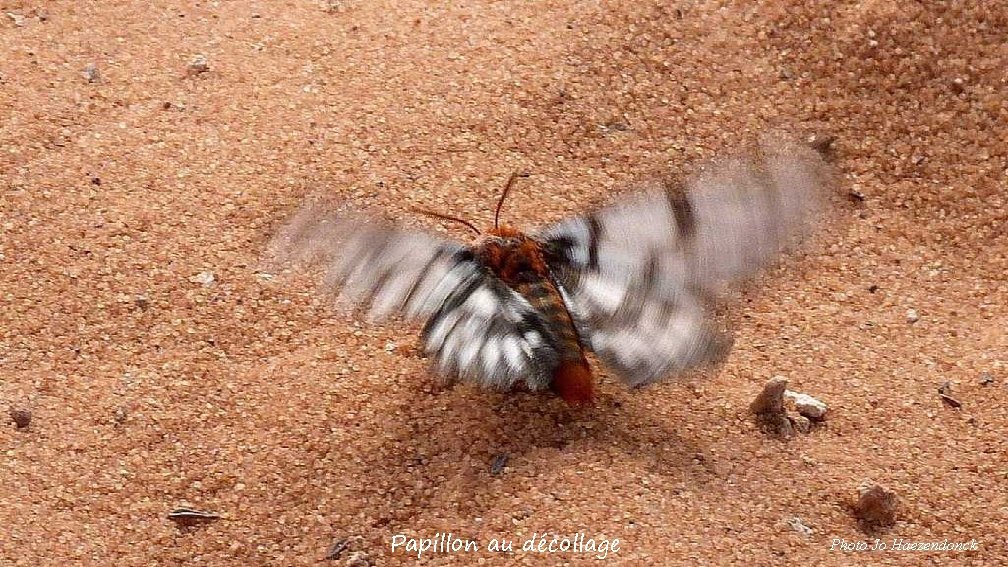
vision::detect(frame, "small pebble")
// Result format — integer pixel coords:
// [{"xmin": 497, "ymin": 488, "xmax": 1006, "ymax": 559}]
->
[
  {"xmin": 10, "ymin": 408, "xmax": 32, "ymax": 429},
  {"xmin": 344, "ymin": 551, "xmax": 370, "ymax": 567},
  {"xmin": 190, "ymin": 271, "xmax": 215, "ymax": 286},
  {"xmin": 789, "ymin": 414, "xmax": 812, "ymax": 434},
  {"xmin": 750, "ymin": 376, "xmax": 794, "ymax": 438},
  {"xmin": 854, "ymin": 483, "xmax": 899, "ymax": 529},
  {"xmin": 809, "ymin": 133, "xmax": 835, "ymax": 156},
  {"xmin": 785, "ymin": 516, "xmax": 813, "ymax": 536},
  {"xmin": 323, "ymin": 1, "xmax": 348, "ymax": 14},
  {"xmin": 490, "ymin": 453, "xmax": 509, "ymax": 475},
  {"xmin": 905, "ymin": 308, "xmax": 919, "ymax": 323},
  {"xmin": 5, "ymin": 12, "xmax": 25, "ymax": 26},
  {"xmin": 750, "ymin": 376, "xmax": 787, "ymax": 416},
  {"xmin": 847, "ymin": 189, "xmax": 866, "ymax": 203},
  {"xmin": 188, "ymin": 54, "xmax": 210, "ymax": 75},
  {"xmin": 598, "ymin": 120, "xmax": 630, "ymax": 134},
  {"xmin": 83, "ymin": 63, "xmax": 100, "ymax": 83},
  {"xmin": 978, "ymin": 373, "xmax": 994, "ymax": 386},
  {"xmin": 784, "ymin": 390, "xmax": 829, "ymax": 421}
]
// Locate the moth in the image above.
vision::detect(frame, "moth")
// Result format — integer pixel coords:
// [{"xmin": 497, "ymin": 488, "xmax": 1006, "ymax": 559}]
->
[{"xmin": 268, "ymin": 136, "xmax": 831, "ymax": 405}]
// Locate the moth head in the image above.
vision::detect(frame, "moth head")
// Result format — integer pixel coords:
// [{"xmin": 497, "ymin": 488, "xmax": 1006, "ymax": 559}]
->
[
  {"xmin": 486, "ymin": 225, "xmax": 523, "ymax": 241},
  {"xmin": 479, "ymin": 227, "xmax": 526, "ymax": 258}
]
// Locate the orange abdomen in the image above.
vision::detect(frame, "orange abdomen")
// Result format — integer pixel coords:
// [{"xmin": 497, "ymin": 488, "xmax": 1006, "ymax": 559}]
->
[{"xmin": 551, "ymin": 359, "xmax": 594, "ymax": 405}]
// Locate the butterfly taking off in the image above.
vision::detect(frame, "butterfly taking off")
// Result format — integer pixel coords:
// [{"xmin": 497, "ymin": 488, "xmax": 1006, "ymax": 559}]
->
[{"xmin": 268, "ymin": 135, "xmax": 832, "ymax": 405}]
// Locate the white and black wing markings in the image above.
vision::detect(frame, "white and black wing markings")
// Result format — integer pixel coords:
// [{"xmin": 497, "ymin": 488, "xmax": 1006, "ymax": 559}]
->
[
  {"xmin": 539, "ymin": 137, "xmax": 831, "ymax": 387},
  {"xmin": 267, "ymin": 208, "xmax": 558, "ymax": 391}
]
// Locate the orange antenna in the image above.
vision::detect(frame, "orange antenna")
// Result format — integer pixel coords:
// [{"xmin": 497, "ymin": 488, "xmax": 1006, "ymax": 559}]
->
[
  {"xmin": 494, "ymin": 171, "xmax": 529, "ymax": 229},
  {"xmin": 411, "ymin": 207, "xmax": 482, "ymax": 235}
]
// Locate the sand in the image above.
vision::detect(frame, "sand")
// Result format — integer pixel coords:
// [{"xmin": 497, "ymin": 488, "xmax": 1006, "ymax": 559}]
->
[{"xmin": 1, "ymin": 1, "xmax": 1005, "ymax": 565}]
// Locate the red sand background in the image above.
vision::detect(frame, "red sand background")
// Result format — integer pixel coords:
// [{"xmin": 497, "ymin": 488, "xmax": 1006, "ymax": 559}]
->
[{"xmin": 1, "ymin": 1, "xmax": 1005, "ymax": 565}]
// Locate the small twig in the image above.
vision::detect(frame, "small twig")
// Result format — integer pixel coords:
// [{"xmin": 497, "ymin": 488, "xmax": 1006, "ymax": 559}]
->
[
  {"xmin": 939, "ymin": 394, "xmax": 962, "ymax": 409},
  {"xmin": 167, "ymin": 507, "xmax": 222, "ymax": 528},
  {"xmin": 324, "ymin": 538, "xmax": 350, "ymax": 560},
  {"xmin": 937, "ymin": 382, "xmax": 962, "ymax": 410}
]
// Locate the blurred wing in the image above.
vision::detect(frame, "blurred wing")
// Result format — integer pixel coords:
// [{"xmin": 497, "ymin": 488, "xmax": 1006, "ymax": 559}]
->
[
  {"xmin": 266, "ymin": 208, "xmax": 559, "ymax": 390},
  {"xmin": 555, "ymin": 273, "xmax": 733, "ymax": 387},
  {"xmin": 420, "ymin": 275, "xmax": 559, "ymax": 390},
  {"xmin": 539, "ymin": 137, "xmax": 830, "ymax": 386}
]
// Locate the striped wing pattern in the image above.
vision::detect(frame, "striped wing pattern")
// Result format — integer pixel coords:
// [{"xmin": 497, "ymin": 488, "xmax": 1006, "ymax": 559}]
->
[
  {"xmin": 539, "ymin": 137, "xmax": 829, "ymax": 386},
  {"xmin": 268, "ymin": 136, "xmax": 829, "ymax": 393},
  {"xmin": 267, "ymin": 208, "xmax": 559, "ymax": 391}
]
